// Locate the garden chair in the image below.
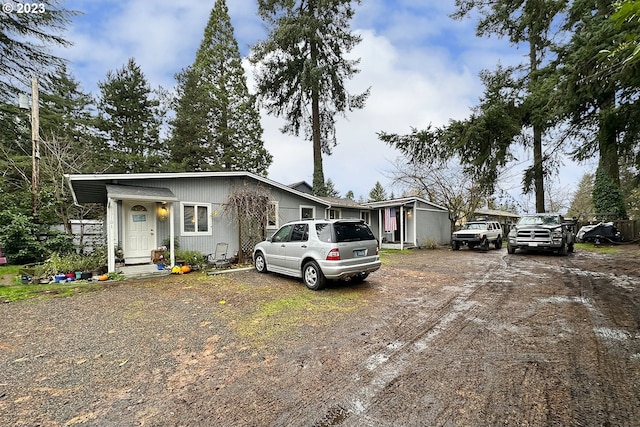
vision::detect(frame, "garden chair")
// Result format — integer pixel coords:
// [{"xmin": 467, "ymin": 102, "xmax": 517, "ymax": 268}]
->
[{"xmin": 205, "ymin": 242, "xmax": 231, "ymax": 273}]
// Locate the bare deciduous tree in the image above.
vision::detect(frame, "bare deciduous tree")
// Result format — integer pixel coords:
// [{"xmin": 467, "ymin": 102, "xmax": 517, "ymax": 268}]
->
[{"xmin": 386, "ymin": 158, "xmax": 487, "ymax": 232}]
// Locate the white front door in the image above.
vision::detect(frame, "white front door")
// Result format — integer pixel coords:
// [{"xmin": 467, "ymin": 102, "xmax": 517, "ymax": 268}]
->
[{"xmin": 124, "ymin": 202, "xmax": 155, "ymax": 261}]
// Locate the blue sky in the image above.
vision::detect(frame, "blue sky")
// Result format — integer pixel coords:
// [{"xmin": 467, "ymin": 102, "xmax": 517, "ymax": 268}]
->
[{"xmin": 55, "ymin": 0, "xmax": 594, "ymax": 207}]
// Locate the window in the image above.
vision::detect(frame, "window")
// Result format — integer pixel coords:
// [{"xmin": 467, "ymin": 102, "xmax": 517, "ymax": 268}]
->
[
  {"xmin": 131, "ymin": 204, "xmax": 147, "ymax": 222},
  {"xmin": 300, "ymin": 206, "xmax": 315, "ymax": 219},
  {"xmin": 360, "ymin": 211, "xmax": 371, "ymax": 224},
  {"xmin": 327, "ymin": 209, "xmax": 340, "ymax": 219},
  {"xmin": 267, "ymin": 201, "xmax": 279, "ymax": 229},
  {"xmin": 272, "ymin": 224, "xmax": 292, "ymax": 243},
  {"xmin": 181, "ymin": 203, "xmax": 211, "ymax": 235},
  {"xmin": 290, "ymin": 223, "xmax": 309, "ymax": 242}
]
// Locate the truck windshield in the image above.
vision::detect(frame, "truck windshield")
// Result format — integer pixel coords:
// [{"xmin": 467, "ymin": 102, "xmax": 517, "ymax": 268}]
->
[{"xmin": 518, "ymin": 216, "xmax": 559, "ymax": 226}]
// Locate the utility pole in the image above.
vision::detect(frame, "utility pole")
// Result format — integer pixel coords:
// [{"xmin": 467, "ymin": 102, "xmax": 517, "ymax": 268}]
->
[{"xmin": 31, "ymin": 76, "xmax": 40, "ymax": 221}]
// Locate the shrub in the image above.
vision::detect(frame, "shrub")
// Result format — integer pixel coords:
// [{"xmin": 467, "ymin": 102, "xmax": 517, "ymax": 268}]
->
[
  {"xmin": 174, "ymin": 249, "xmax": 206, "ymax": 269},
  {"xmin": 421, "ymin": 238, "xmax": 439, "ymax": 249}
]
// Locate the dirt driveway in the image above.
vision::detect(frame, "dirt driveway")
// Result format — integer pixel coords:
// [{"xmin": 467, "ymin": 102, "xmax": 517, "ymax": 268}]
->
[{"xmin": 1, "ymin": 247, "xmax": 639, "ymax": 426}]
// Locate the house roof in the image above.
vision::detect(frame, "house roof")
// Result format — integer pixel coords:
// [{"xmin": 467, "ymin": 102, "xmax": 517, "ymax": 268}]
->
[
  {"xmin": 364, "ymin": 196, "xmax": 447, "ymax": 211},
  {"xmin": 320, "ymin": 196, "xmax": 371, "ymax": 209},
  {"xmin": 288, "ymin": 181, "xmax": 313, "ymax": 194},
  {"xmin": 66, "ymin": 171, "xmax": 332, "ymax": 207}
]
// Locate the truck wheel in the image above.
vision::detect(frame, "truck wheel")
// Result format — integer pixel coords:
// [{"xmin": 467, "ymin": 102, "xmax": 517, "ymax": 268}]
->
[
  {"xmin": 452, "ymin": 241, "xmax": 460, "ymax": 251},
  {"xmin": 559, "ymin": 242, "xmax": 568, "ymax": 256},
  {"xmin": 481, "ymin": 238, "xmax": 489, "ymax": 251},
  {"xmin": 494, "ymin": 236, "xmax": 502, "ymax": 249},
  {"xmin": 507, "ymin": 243, "xmax": 516, "ymax": 254}
]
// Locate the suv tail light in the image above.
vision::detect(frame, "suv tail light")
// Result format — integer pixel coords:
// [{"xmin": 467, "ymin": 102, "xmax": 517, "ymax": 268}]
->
[{"xmin": 326, "ymin": 248, "xmax": 341, "ymax": 261}]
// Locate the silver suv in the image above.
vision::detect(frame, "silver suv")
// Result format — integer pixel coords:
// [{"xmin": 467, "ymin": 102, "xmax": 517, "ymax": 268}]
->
[{"xmin": 253, "ymin": 219, "xmax": 381, "ymax": 290}]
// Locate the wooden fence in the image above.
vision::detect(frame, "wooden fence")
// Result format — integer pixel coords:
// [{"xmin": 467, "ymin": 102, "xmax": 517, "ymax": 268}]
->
[{"xmin": 613, "ymin": 220, "xmax": 640, "ymax": 241}]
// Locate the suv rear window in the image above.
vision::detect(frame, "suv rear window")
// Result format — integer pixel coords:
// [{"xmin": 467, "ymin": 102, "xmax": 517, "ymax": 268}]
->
[{"xmin": 315, "ymin": 222, "xmax": 375, "ymax": 243}]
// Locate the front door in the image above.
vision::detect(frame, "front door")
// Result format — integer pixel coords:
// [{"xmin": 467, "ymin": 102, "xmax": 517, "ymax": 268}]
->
[{"xmin": 124, "ymin": 202, "xmax": 155, "ymax": 262}]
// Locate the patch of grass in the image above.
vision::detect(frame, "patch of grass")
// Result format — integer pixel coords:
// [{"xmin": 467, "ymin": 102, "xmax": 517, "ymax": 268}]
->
[
  {"xmin": 0, "ymin": 265, "xmax": 22, "ymax": 285},
  {"xmin": 0, "ymin": 281, "xmax": 104, "ymax": 303},
  {"xmin": 574, "ymin": 243, "xmax": 620, "ymax": 254},
  {"xmin": 218, "ymin": 285, "xmax": 364, "ymax": 350},
  {"xmin": 378, "ymin": 248, "xmax": 411, "ymax": 264}
]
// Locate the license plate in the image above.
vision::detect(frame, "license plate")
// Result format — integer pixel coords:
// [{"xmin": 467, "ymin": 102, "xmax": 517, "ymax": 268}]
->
[
  {"xmin": 354, "ymin": 250, "xmax": 366, "ymax": 257},
  {"xmin": 528, "ymin": 242, "xmax": 538, "ymax": 247}
]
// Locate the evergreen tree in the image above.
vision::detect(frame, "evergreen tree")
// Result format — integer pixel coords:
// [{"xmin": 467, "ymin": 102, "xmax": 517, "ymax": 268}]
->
[
  {"xmin": 169, "ymin": 0, "xmax": 271, "ymax": 174},
  {"xmin": 251, "ymin": 0, "xmax": 369, "ymax": 194},
  {"xmin": 40, "ymin": 67, "xmax": 95, "ymax": 149},
  {"xmin": 0, "ymin": 1, "xmax": 77, "ymax": 102},
  {"xmin": 96, "ymin": 58, "xmax": 164, "ymax": 173},
  {"xmin": 567, "ymin": 173, "xmax": 594, "ymax": 221},
  {"xmin": 558, "ymin": 1, "xmax": 640, "ymax": 188},
  {"xmin": 324, "ymin": 179, "xmax": 340, "ymax": 198},
  {"xmin": 451, "ymin": 0, "xmax": 566, "ymax": 212},
  {"xmin": 368, "ymin": 181, "xmax": 387, "ymax": 202},
  {"xmin": 592, "ymin": 167, "xmax": 627, "ymax": 220}
]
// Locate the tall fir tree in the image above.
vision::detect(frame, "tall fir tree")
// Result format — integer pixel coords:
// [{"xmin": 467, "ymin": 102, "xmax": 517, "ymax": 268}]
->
[
  {"xmin": 369, "ymin": 181, "xmax": 387, "ymax": 202},
  {"xmin": 250, "ymin": 0, "xmax": 369, "ymax": 195},
  {"xmin": 169, "ymin": 0, "xmax": 271, "ymax": 174},
  {"xmin": 96, "ymin": 58, "xmax": 164, "ymax": 173},
  {"xmin": 0, "ymin": 1, "xmax": 77, "ymax": 103},
  {"xmin": 559, "ymin": 0, "xmax": 640, "ymax": 188}
]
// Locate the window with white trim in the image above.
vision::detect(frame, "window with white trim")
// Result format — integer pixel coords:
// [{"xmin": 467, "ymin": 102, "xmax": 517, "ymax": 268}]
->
[
  {"xmin": 360, "ymin": 210, "xmax": 371, "ymax": 224},
  {"xmin": 327, "ymin": 208, "xmax": 341, "ymax": 219},
  {"xmin": 181, "ymin": 202, "xmax": 211, "ymax": 235},
  {"xmin": 300, "ymin": 205, "xmax": 315, "ymax": 219},
  {"xmin": 267, "ymin": 201, "xmax": 279, "ymax": 229}
]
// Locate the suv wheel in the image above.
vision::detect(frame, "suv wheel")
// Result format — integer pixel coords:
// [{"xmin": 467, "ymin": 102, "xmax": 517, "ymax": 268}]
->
[
  {"xmin": 254, "ymin": 252, "xmax": 268, "ymax": 273},
  {"xmin": 303, "ymin": 261, "xmax": 326, "ymax": 290},
  {"xmin": 494, "ymin": 236, "xmax": 502, "ymax": 249}
]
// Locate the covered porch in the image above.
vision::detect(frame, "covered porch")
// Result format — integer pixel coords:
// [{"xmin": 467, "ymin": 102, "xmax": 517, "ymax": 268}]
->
[{"xmin": 368, "ymin": 198, "xmax": 419, "ymax": 250}]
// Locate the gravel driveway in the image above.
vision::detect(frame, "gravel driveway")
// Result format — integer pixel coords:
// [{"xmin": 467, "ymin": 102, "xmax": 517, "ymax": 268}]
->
[{"xmin": 1, "ymin": 247, "xmax": 639, "ymax": 426}]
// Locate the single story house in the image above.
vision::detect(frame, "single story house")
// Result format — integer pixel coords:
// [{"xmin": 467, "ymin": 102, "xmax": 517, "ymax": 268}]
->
[{"xmin": 66, "ymin": 172, "xmax": 451, "ymax": 272}]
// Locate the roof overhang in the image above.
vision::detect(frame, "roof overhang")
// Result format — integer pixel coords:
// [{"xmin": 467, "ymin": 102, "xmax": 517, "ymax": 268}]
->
[{"xmin": 105, "ymin": 184, "xmax": 178, "ymax": 202}]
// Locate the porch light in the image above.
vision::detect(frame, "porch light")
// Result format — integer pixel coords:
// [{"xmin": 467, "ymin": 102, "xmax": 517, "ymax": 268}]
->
[{"xmin": 157, "ymin": 203, "xmax": 169, "ymax": 222}]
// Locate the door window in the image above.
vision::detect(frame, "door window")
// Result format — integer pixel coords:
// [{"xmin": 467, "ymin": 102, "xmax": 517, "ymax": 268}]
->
[{"xmin": 272, "ymin": 225, "xmax": 293, "ymax": 243}]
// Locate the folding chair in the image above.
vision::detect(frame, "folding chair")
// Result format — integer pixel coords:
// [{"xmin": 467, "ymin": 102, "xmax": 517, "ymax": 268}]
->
[{"xmin": 205, "ymin": 242, "xmax": 231, "ymax": 273}]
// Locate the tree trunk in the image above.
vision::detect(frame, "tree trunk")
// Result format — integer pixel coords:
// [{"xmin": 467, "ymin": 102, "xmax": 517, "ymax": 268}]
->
[
  {"xmin": 529, "ymin": 28, "xmax": 545, "ymax": 213},
  {"xmin": 310, "ymin": 31, "xmax": 325, "ymax": 195}
]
